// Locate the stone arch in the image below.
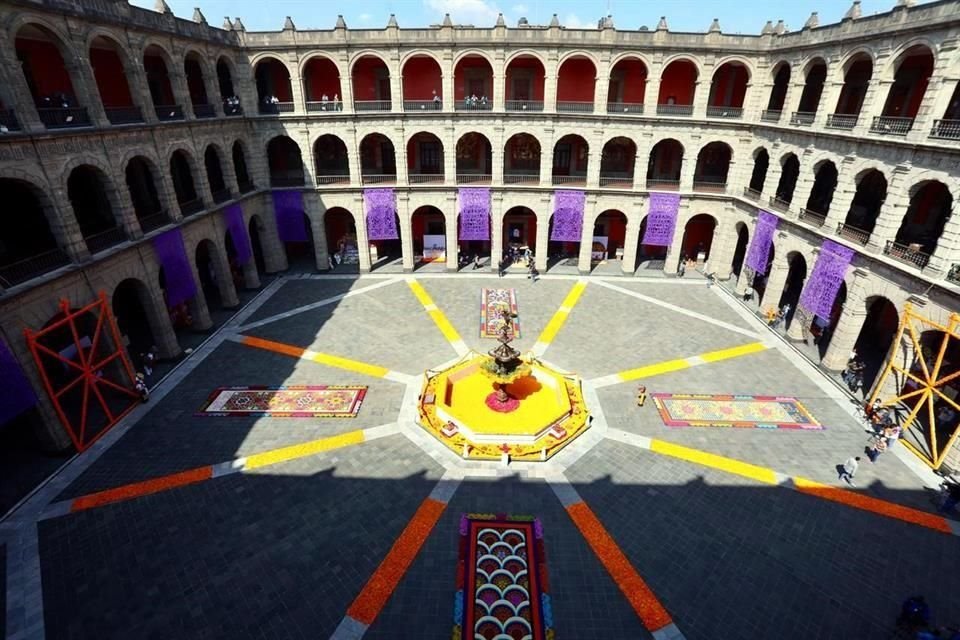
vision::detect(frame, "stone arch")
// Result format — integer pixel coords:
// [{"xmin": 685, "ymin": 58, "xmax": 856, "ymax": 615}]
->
[
  {"xmin": 266, "ymin": 135, "xmax": 305, "ymax": 187},
  {"xmin": 712, "ymin": 55, "xmax": 755, "ymax": 81},
  {"xmin": 453, "ymin": 49, "xmax": 496, "ymax": 68},
  {"xmin": 610, "ymin": 52, "xmax": 653, "ymax": 71},
  {"xmin": 111, "ymin": 276, "xmax": 175, "ymax": 363},
  {"xmin": 297, "ymin": 51, "xmax": 346, "ymax": 78},
  {"xmin": 0, "ymin": 176, "xmax": 67, "ymax": 286},
  {"xmin": 880, "ymin": 39, "xmax": 938, "ymax": 82},
  {"xmin": 504, "ymin": 49, "xmax": 549, "ymax": 68},
  {"xmin": 348, "ymin": 51, "xmax": 392, "ymax": 79},
  {"xmin": 203, "ymin": 143, "xmax": 230, "ymax": 201},
  {"xmin": 731, "ymin": 220, "xmax": 750, "ymax": 278}
]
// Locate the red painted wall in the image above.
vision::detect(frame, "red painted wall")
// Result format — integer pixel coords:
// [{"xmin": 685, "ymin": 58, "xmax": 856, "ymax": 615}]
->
[
  {"xmin": 609, "ymin": 59, "xmax": 646, "ymax": 103},
  {"xmin": 90, "ymin": 48, "xmax": 133, "ymax": 106},
  {"xmin": 403, "ymin": 57, "xmax": 442, "ymax": 100},
  {"xmin": 709, "ymin": 64, "xmax": 748, "ymax": 108},
  {"xmin": 352, "ymin": 57, "xmax": 390, "ymax": 101},
  {"xmin": 505, "ymin": 58, "xmax": 545, "ymax": 101},
  {"xmin": 601, "ymin": 214, "xmax": 626, "ymax": 256},
  {"xmin": 557, "ymin": 58, "xmax": 596, "ymax": 102},
  {"xmin": 658, "ymin": 60, "xmax": 697, "ymax": 105},
  {"xmin": 264, "ymin": 62, "xmax": 292, "ymax": 102},
  {"xmin": 16, "ymin": 38, "xmax": 75, "ymax": 99},
  {"xmin": 304, "ymin": 58, "xmax": 341, "ymax": 101},
  {"xmin": 681, "ymin": 217, "xmax": 716, "ymax": 257},
  {"xmin": 454, "ymin": 56, "xmax": 493, "ymax": 99}
]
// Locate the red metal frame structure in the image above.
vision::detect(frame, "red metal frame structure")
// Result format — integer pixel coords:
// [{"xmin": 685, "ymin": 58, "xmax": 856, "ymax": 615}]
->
[{"xmin": 24, "ymin": 293, "xmax": 138, "ymax": 451}]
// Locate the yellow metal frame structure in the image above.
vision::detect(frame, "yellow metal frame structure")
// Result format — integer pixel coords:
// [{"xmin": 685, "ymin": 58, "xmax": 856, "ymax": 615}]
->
[{"xmin": 869, "ymin": 304, "xmax": 960, "ymax": 469}]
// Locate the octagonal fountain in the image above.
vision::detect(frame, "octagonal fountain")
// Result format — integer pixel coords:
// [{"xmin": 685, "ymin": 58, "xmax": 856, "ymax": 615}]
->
[{"xmin": 418, "ymin": 305, "xmax": 588, "ymax": 462}]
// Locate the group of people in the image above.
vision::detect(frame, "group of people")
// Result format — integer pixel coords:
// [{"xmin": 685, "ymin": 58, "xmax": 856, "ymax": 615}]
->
[
  {"xmin": 497, "ymin": 246, "xmax": 537, "ymax": 281},
  {"xmin": 842, "ymin": 349, "xmax": 867, "ymax": 392},
  {"xmin": 317, "ymin": 94, "xmax": 342, "ymax": 111},
  {"xmin": 463, "ymin": 94, "xmax": 489, "ymax": 108},
  {"xmin": 134, "ymin": 346, "xmax": 159, "ymax": 402},
  {"xmin": 838, "ymin": 398, "xmax": 902, "ymax": 484},
  {"xmin": 222, "ymin": 95, "xmax": 241, "ymax": 115}
]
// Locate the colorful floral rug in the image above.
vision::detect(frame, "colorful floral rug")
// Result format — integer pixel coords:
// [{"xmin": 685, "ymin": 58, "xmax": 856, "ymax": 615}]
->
[
  {"xmin": 197, "ymin": 385, "xmax": 367, "ymax": 418},
  {"xmin": 652, "ymin": 393, "xmax": 824, "ymax": 430},
  {"xmin": 453, "ymin": 514, "xmax": 553, "ymax": 640},
  {"xmin": 480, "ymin": 288, "xmax": 520, "ymax": 339}
]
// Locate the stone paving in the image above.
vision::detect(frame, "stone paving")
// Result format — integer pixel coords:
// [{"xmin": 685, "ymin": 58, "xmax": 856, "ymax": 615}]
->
[{"xmin": 3, "ymin": 272, "xmax": 957, "ymax": 640}]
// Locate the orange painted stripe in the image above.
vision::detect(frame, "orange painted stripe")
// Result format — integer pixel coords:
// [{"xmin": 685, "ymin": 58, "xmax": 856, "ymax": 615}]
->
[
  {"xmin": 240, "ymin": 335, "xmax": 305, "ymax": 358},
  {"xmin": 346, "ymin": 497, "xmax": 446, "ymax": 625},
  {"xmin": 70, "ymin": 466, "xmax": 213, "ymax": 512},
  {"xmin": 793, "ymin": 478, "xmax": 953, "ymax": 534},
  {"xmin": 566, "ymin": 501, "xmax": 673, "ymax": 632}
]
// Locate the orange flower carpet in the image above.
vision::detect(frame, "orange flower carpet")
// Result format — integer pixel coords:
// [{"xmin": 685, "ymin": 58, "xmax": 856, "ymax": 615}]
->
[
  {"xmin": 480, "ymin": 288, "xmax": 520, "ymax": 338},
  {"xmin": 197, "ymin": 385, "xmax": 367, "ymax": 418},
  {"xmin": 652, "ymin": 393, "xmax": 823, "ymax": 430},
  {"xmin": 453, "ymin": 513, "xmax": 553, "ymax": 640}
]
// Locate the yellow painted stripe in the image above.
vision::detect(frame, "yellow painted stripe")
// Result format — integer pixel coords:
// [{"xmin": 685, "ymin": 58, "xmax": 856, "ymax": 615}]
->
[
  {"xmin": 239, "ymin": 335, "xmax": 390, "ymax": 378},
  {"xmin": 618, "ymin": 359, "xmax": 690, "ymax": 382},
  {"xmin": 407, "ymin": 280, "xmax": 463, "ymax": 344},
  {"xmin": 244, "ymin": 429, "xmax": 366, "ymax": 470},
  {"xmin": 537, "ymin": 281, "xmax": 588, "ymax": 345},
  {"xmin": 649, "ymin": 439, "xmax": 779, "ymax": 485},
  {"xmin": 700, "ymin": 341, "xmax": 768, "ymax": 362}
]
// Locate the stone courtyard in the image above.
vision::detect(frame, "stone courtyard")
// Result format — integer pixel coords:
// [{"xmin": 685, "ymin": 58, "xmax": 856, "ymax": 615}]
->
[{"xmin": 4, "ymin": 272, "xmax": 960, "ymax": 640}]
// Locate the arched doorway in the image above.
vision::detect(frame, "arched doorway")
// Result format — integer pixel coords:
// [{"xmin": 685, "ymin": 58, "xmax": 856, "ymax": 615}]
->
[
  {"xmin": 184, "ymin": 52, "xmax": 212, "ymax": 117},
  {"xmin": 267, "ymin": 136, "xmax": 305, "ymax": 187},
  {"xmin": 369, "ymin": 212, "xmax": 402, "ymax": 270},
  {"xmin": 505, "ymin": 54, "xmax": 545, "ymax": 111},
  {"xmin": 302, "ymin": 55, "xmax": 342, "ymax": 111},
  {"xmin": 607, "ymin": 57, "xmax": 647, "ymax": 112},
  {"xmin": 657, "ymin": 58, "xmax": 698, "ymax": 115},
  {"xmin": 854, "ymin": 297, "xmax": 900, "ymax": 395},
  {"xmin": 359, "ymin": 133, "xmax": 397, "ymax": 184},
  {"xmin": 503, "ymin": 206, "xmax": 537, "ymax": 260},
  {"xmin": 680, "ymin": 214, "xmax": 717, "ymax": 267},
  {"xmin": 731, "ymin": 222, "xmax": 749, "ymax": 278},
  {"xmin": 875, "ymin": 45, "xmax": 934, "ymax": 134},
  {"xmin": 647, "ymin": 139, "xmax": 683, "ymax": 189},
  {"xmin": 556, "ymin": 55, "xmax": 596, "ymax": 112},
  {"xmin": 778, "ymin": 252, "xmax": 808, "ymax": 328},
  {"xmin": 401, "ymin": 55, "xmax": 443, "ymax": 110},
  {"xmin": 456, "ymin": 132, "xmax": 493, "ymax": 183},
  {"xmin": 67, "ymin": 165, "xmax": 125, "ymax": 254},
  {"xmin": 232, "ymin": 141, "xmax": 253, "ymax": 192},
  {"xmin": 748, "ymin": 149, "xmax": 769, "ymax": 196},
  {"xmin": 764, "ymin": 62, "xmax": 791, "ymax": 119},
  {"xmin": 635, "ymin": 216, "xmax": 669, "ymax": 272},
  {"xmin": 693, "ymin": 142, "xmax": 732, "ymax": 192},
  {"xmin": 504, "ymin": 133, "xmax": 541, "ymax": 184},
  {"xmin": 112, "ymin": 278, "xmax": 166, "ymax": 367},
  {"xmin": 890, "ymin": 181, "xmax": 952, "ymax": 267},
  {"xmin": 325, "ymin": 208, "xmax": 359, "ymax": 270},
  {"xmin": 351, "ymin": 54, "xmax": 391, "ymax": 111},
  {"xmin": 599, "ymin": 137, "xmax": 636, "ymax": 188},
  {"xmin": 17, "ymin": 24, "xmax": 90, "ymax": 127},
  {"xmin": 592, "ymin": 210, "xmax": 627, "ymax": 269},
  {"xmin": 840, "ymin": 169, "xmax": 887, "ymax": 244},
  {"xmin": 830, "ymin": 54, "xmax": 873, "ymax": 128},
  {"xmin": 407, "ymin": 132, "xmax": 445, "ymax": 183},
  {"xmin": 412, "ymin": 206, "xmax": 446, "ymax": 270},
  {"xmin": 217, "ymin": 57, "xmax": 240, "ymax": 114},
  {"xmin": 254, "ymin": 57, "xmax": 293, "ymax": 113},
  {"xmin": 454, "ymin": 55, "xmax": 493, "ymax": 110},
  {"xmin": 204, "ymin": 145, "xmax": 230, "ymax": 203},
  {"xmin": 0, "ymin": 179, "xmax": 68, "ymax": 286},
  {"xmin": 248, "ymin": 215, "xmax": 267, "ymax": 275},
  {"xmin": 195, "ymin": 240, "xmax": 223, "ymax": 309},
  {"xmin": 314, "ymin": 135, "xmax": 350, "ymax": 184},
  {"xmin": 707, "ymin": 61, "xmax": 749, "ymax": 117},
  {"xmin": 126, "ymin": 156, "xmax": 168, "ymax": 233},
  {"xmin": 169, "ymin": 150, "xmax": 202, "ymax": 215},
  {"xmin": 551, "ymin": 134, "xmax": 588, "ymax": 186},
  {"xmin": 90, "ymin": 36, "xmax": 140, "ymax": 124},
  {"xmin": 804, "ymin": 161, "xmax": 839, "ymax": 219},
  {"xmin": 143, "ymin": 45, "xmax": 181, "ymax": 120},
  {"xmin": 795, "ymin": 59, "xmax": 827, "ymax": 123},
  {"xmin": 774, "ymin": 154, "xmax": 800, "ymax": 205}
]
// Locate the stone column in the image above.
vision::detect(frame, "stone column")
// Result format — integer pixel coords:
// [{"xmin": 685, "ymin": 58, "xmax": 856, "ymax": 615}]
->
[
  {"xmin": 0, "ymin": 35, "xmax": 43, "ymax": 133},
  {"xmin": 159, "ymin": 171, "xmax": 183, "ymax": 222},
  {"xmin": 70, "ymin": 50, "xmax": 111, "ymax": 128},
  {"xmin": 926, "ymin": 209, "xmax": 960, "ymax": 277},
  {"xmin": 491, "ymin": 144, "xmax": 503, "ymax": 186},
  {"xmin": 389, "ymin": 54, "xmax": 403, "ymax": 113},
  {"xmin": 663, "ymin": 202, "xmax": 689, "ymax": 276},
  {"xmin": 543, "ymin": 71, "xmax": 558, "ymax": 114},
  {"xmin": 706, "ymin": 207, "xmax": 737, "ymax": 279},
  {"xmin": 186, "ymin": 269, "xmax": 213, "ymax": 331},
  {"xmin": 820, "ymin": 268, "xmax": 870, "ymax": 370},
  {"xmin": 792, "ymin": 151, "xmax": 818, "ymax": 215},
  {"xmin": 784, "ymin": 80, "xmax": 807, "ymax": 119},
  {"xmin": 305, "ymin": 192, "xmax": 329, "ymax": 271},
  {"xmin": 209, "ymin": 220, "xmax": 240, "ymax": 307},
  {"xmin": 740, "ymin": 82, "xmax": 760, "ymax": 122},
  {"xmin": 691, "ymin": 79, "xmax": 710, "ymax": 118},
  {"xmin": 297, "ymin": 128, "xmax": 317, "ymax": 188},
  {"xmin": 355, "ymin": 196, "xmax": 373, "ymax": 273},
  {"xmin": 850, "ymin": 73, "xmax": 887, "ymax": 137},
  {"xmin": 815, "ymin": 78, "xmax": 844, "ymax": 128},
  {"xmin": 444, "ymin": 125, "xmax": 457, "ymax": 185},
  {"xmin": 765, "ymin": 156, "xmax": 784, "ymax": 202},
  {"xmin": 538, "ymin": 128, "xmax": 555, "ymax": 187},
  {"xmin": 339, "ymin": 65, "xmax": 354, "ymax": 114},
  {"xmin": 260, "ymin": 198, "xmax": 289, "ymax": 273},
  {"xmin": 586, "ymin": 149, "xmax": 602, "ymax": 189},
  {"xmin": 398, "ymin": 192, "xmax": 414, "ymax": 272},
  {"xmin": 442, "ymin": 55, "xmax": 455, "ymax": 114},
  {"xmin": 643, "ymin": 61, "xmax": 662, "ymax": 115},
  {"xmin": 394, "ymin": 130, "xmax": 409, "ymax": 186},
  {"xmin": 758, "ymin": 232, "xmax": 789, "ymax": 311},
  {"xmin": 631, "ymin": 152, "xmax": 645, "ymax": 190},
  {"xmin": 678, "ymin": 156, "xmax": 696, "ymax": 191},
  {"xmin": 45, "ymin": 187, "xmax": 91, "ymax": 263},
  {"xmin": 866, "ymin": 163, "xmax": 911, "ymax": 252},
  {"xmin": 593, "ymin": 68, "xmax": 610, "ymax": 115},
  {"xmin": 492, "ymin": 72, "xmax": 505, "ymax": 111},
  {"xmin": 621, "ymin": 209, "xmax": 642, "ymax": 275},
  {"xmin": 535, "ymin": 207, "xmax": 550, "ymax": 272},
  {"xmin": 577, "ymin": 198, "xmax": 597, "ymax": 274},
  {"xmin": 137, "ymin": 266, "xmax": 181, "ymax": 358},
  {"xmin": 445, "ymin": 192, "xmax": 458, "ymax": 272},
  {"xmin": 824, "ymin": 156, "xmax": 858, "ymax": 230},
  {"xmin": 114, "ymin": 186, "xmax": 144, "ymax": 240},
  {"xmin": 170, "ymin": 67, "xmax": 195, "ymax": 119},
  {"xmin": 241, "ymin": 258, "xmax": 261, "ymax": 289},
  {"xmin": 490, "ymin": 192, "xmax": 504, "ymax": 272},
  {"xmin": 908, "ymin": 56, "xmax": 956, "ymax": 142},
  {"xmin": 200, "ymin": 61, "xmax": 223, "ymax": 116}
]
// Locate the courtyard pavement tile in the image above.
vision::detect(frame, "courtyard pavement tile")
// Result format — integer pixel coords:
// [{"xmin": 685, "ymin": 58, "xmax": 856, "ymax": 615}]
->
[
  {"xmin": 242, "ymin": 278, "xmax": 365, "ymax": 324},
  {"xmin": 611, "ymin": 279, "xmax": 756, "ymax": 332}
]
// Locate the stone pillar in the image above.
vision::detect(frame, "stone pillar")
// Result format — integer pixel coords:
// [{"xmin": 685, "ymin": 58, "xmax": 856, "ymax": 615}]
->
[
  {"xmin": 442, "ymin": 55, "xmax": 455, "ymax": 113},
  {"xmin": 200, "ymin": 61, "xmax": 223, "ymax": 116},
  {"xmin": 691, "ymin": 79, "xmax": 710, "ymax": 118},
  {"xmin": 539, "ymin": 128, "xmax": 555, "ymax": 187},
  {"xmin": 70, "ymin": 50, "xmax": 111, "ymax": 128},
  {"xmin": 170, "ymin": 67, "xmax": 195, "ymax": 119},
  {"xmin": 492, "ymin": 72, "xmax": 505, "ymax": 111},
  {"xmin": 758, "ymin": 233, "xmax": 789, "ymax": 311},
  {"xmin": 241, "ymin": 259, "xmax": 261, "ymax": 289},
  {"xmin": 339, "ymin": 65, "xmax": 354, "ymax": 114},
  {"xmin": 137, "ymin": 268, "xmax": 181, "ymax": 358},
  {"xmin": 0, "ymin": 35, "xmax": 44, "ymax": 133},
  {"xmin": 740, "ymin": 82, "xmax": 759, "ymax": 122},
  {"xmin": 535, "ymin": 208, "xmax": 550, "ymax": 272},
  {"xmin": 678, "ymin": 156, "xmax": 696, "ymax": 191},
  {"xmin": 792, "ymin": 151, "xmax": 818, "ymax": 215},
  {"xmin": 210, "ymin": 221, "xmax": 240, "ymax": 307},
  {"xmin": 815, "ymin": 78, "xmax": 844, "ymax": 128},
  {"xmin": 355, "ymin": 198, "xmax": 373, "ymax": 273},
  {"xmin": 305, "ymin": 192, "xmax": 329, "ymax": 271},
  {"xmin": 578, "ymin": 198, "xmax": 597, "ymax": 274},
  {"xmin": 491, "ymin": 143, "xmax": 503, "ymax": 186},
  {"xmin": 765, "ymin": 156, "xmax": 784, "ymax": 202},
  {"xmin": 908, "ymin": 55, "xmax": 956, "ymax": 142},
  {"xmin": 297, "ymin": 128, "xmax": 317, "ymax": 188},
  {"xmin": 159, "ymin": 171, "xmax": 183, "ymax": 222},
  {"xmin": 824, "ymin": 156, "xmax": 858, "ymax": 229},
  {"xmin": 663, "ymin": 202, "xmax": 689, "ymax": 276},
  {"xmin": 631, "ymin": 152, "xmax": 645, "ymax": 190},
  {"xmin": 643, "ymin": 62, "xmax": 662, "ymax": 115},
  {"xmin": 394, "ymin": 130, "xmax": 409, "ymax": 186},
  {"xmin": 444, "ymin": 125, "xmax": 457, "ymax": 185},
  {"xmin": 821, "ymin": 268, "xmax": 870, "ymax": 370},
  {"xmin": 445, "ymin": 193, "xmax": 458, "ymax": 272},
  {"xmin": 114, "ymin": 186, "xmax": 144, "ymax": 240},
  {"xmin": 398, "ymin": 193, "xmax": 414, "ymax": 272},
  {"xmin": 490, "ymin": 192, "xmax": 504, "ymax": 272},
  {"xmin": 544, "ymin": 73, "xmax": 558, "ymax": 113},
  {"xmin": 866, "ymin": 163, "xmax": 911, "ymax": 252},
  {"xmin": 621, "ymin": 210, "xmax": 642, "ymax": 275},
  {"xmin": 45, "ymin": 188, "xmax": 91, "ymax": 263},
  {"xmin": 926, "ymin": 209, "xmax": 960, "ymax": 277},
  {"xmin": 389, "ymin": 54, "xmax": 403, "ymax": 113},
  {"xmin": 586, "ymin": 149, "xmax": 602, "ymax": 189},
  {"xmin": 707, "ymin": 208, "xmax": 737, "ymax": 279},
  {"xmin": 784, "ymin": 80, "xmax": 807, "ymax": 119},
  {"xmin": 260, "ymin": 198, "xmax": 289, "ymax": 273},
  {"xmin": 593, "ymin": 69, "xmax": 610, "ymax": 115},
  {"xmin": 850, "ymin": 73, "xmax": 887, "ymax": 137}
]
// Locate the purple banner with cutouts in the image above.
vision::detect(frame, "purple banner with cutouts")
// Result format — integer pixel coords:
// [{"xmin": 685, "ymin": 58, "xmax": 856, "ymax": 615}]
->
[
  {"xmin": 799, "ymin": 240, "xmax": 855, "ymax": 320},
  {"xmin": 550, "ymin": 190, "xmax": 586, "ymax": 242},
  {"xmin": 153, "ymin": 228, "xmax": 197, "ymax": 308},
  {"xmin": 0, "ymin": 336, "xmax": 37, "ymax": 423},
  {"xmin": 272, "ymin": 191, "xmax": 308, "ymax": 243},
  {"xmin": 224, "ymin": 204, "xmax": 252, "ymax": 266},
  {"xmin": 745, "ymin": 210, "xmax": 779, "ymax": 275},
  {"xmin": 458, "ymin": 188, "xmax": 490, "ymax": 241},
  {"xmin": 642, "ymin": 193, "xmax": 680, "ymax": 246},
  {"xmin": 364, "ymin": 188, "xmax": 398, "ymax": 240}
]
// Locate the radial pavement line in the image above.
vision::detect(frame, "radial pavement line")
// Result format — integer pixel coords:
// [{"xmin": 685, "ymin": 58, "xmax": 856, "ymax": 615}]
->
[
  {"xmin": 590, "ymin": 341, "xmax": 770, "ymax": 388},
  {"xmin": 231, "ymin": 334, "xmax": 414, "ymax": 383},
  {"xmin": 405, "ymin": 278, "xmax": 469, "ymax": 356},
  {"xmin": 532, "ymin": 280, "xmax": 588, "ymax": 356}
]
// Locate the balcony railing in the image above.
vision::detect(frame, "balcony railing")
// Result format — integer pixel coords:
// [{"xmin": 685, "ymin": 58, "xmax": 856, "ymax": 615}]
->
[
  {"xmin": 656, "ymin": 104, "xmax": 693, "ymax": 117},
  {"xmin": 607, "ymin": 102, "xmax": 643, "ymax": 115},
  {"xmin": 179, "ymin": 198, "xmax": 205, "ymax": 216},
  {"xmin": 503, "ymin": 172, "xmax": 539, "ymax": 185},
  {"xmin": 826, "ymin": 113, "xmax": 858, "ymax": 130},
  {"xmin": 409, "ymin": 173, "xmax": 445, "ymax": 184},
  {"xmin": 212, "ymin": 188, "xmax": 232, "ymax": 203},
  {"xmin": 258, "ymin": 102, "xmax": 295, "ymax": 115},
  {"xmin": 931, "ymin": 119, "xmax": 960, "ymax": 140},
  {"xmin": 457, "ymin": 173, "xmax": 492, "ymax": 185},
  {"xmin": 315, "ymin": 174, "xmax": 350, "ymax": 185},
  {"xmin": 270, "ymin": 176, "xmax": 305, "ymax": 188},
  {"xmin": 0, "ymin": 109, "xmax": 20, "ymax": 132},
  {"xmin": 768, "ymin": 195, "xmax": 791, "ymax": 212},
  {"xmin": 798, "ymin": 208, "xmax": 826, "ymax": 227},
  {"xmin": 692, "ymin": 179, "xmax": 727, "ymax": 193},
  {"xmin": 0, "ymin": 248, "xmax": 71, "ymax": 288},
  {"xmin": 361, "ymin": 174, "xmax": 396, "ymax": 185},
  {"xmin": 552, "ymin": 175, "xmax": 587, "ymax": 186},
  {"xmin": 193, "ymin": 103, "xmax": 216, "ymax": 118},
  {"xmin": 38, "ymin": 107, "xmax": 91, "ymax": 128},
  {"xmin": 646, "ymin": 179, "xmax": 680, "ymax": 191},
  {"xmin": 223, "ymin": 102, "xmax": 243, "ymax": 116},
  {"xmin": 790, "ymin": 111, "xmax": 816, "ymax": 126},
  {"xmin": 706, "ymin": 106, "xmax": 743, "ymax": 119},
  {"xmin": 743, "ymin": 187, "xmax": 761, "ymax": 201},
  {"xmin": 354, "ymin": 100, "xmax": 391, "ymax": 112},
  {"xmin": 760, "ymin": 109, "xmax": 782, "ymax": 123},
  {"xmin": 557, "ymin": 101, "xmax": 594, "ymax": 113},
  {"xmin": 137, "ymin": 211, "xmax": 170, "ymax": 233},
  {"xmin": 306, "ymin": 101, "xmax": 342, "ymax": 112},
  {"xmin": 947, "ymin": 264, "xmax": 960, "ymax": 286},
  {"xmin": 455, "ymin": 100, "xmax": 492, "ymax": 111},
  {"xmin": 599, "ymin": 175, "xmax": 633, "ymax": 188},
  {"xmin": 155, "ymin": 105, "xmax": 184, "ymax": 121},
  {"xmin": 404, "ymin": 100, "xmax": 444, "ymax": 112},
  {"xmin": 871, "ymin": 116, "xmax": 913, "ymax": 135},
  {"xmin": 836, "ymin": 222, "xmax": 870, "ymax": 245},
  {"xmin": 505, "ymin": 100, "xmax": 544, "ymax": 112},
  {"xmin": 84, "ymin": 227, "xmax": 128, "ymax": 254},
  {"xmin": 238, "ymin": 181, "xmax": 255, "ymax": 194},
  {"xmin": 105, "ymin": 106, "xmax": 143, "ymax": 125},
  {"xmin": 884, "ymin": 240, "xmax": 930, "ymax": 269}
]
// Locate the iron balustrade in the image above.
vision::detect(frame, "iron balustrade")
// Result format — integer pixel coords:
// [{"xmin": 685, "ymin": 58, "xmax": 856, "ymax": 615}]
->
[
  {"xmin": 353, "ymin": 100, "xmax": 391, "ymax": 112},
  {"xmin": 404, "ymin": 100, "xmax": 444, "ymax": 112},
  {"xmin": 646, "ymin": 179, "xmax": 680, "ymax": 191},
  {"xmin": 798, "ymin": 208, "xmax": 826, "ymax": 227},
  {"xmin": 706, "ymin": 106, "xmax": 743, "ymax": 119},
  {"xmin": 38, "ymin": 107, "xmax": 91, "ymax": 128},
  {"xmin": 456, "ymin": 174, "xmax": 492, "ymax": 185},
  {"xmin": 836, "ymin": 222, "xmax": 870, "ymax": 245},
  {"xmin": 409, "ymin": 174, "xmax": 445, "ymax": 184},
  {"xmin": 790, "ymin": 111, "xmax": 816, "ymax": 126},
  {"xmin": 455, "ymin": 101, "xmax": 492, "ymax": 112},
  {"xmin": 258, "ymin": 102, "xmax": 295, "ymax": 114},
  {"xmin": 137, "ymin": 211, "xmax": 170, "ymax": 233},
  {"xmin": 361, "ymin": 174, "xmax": 396, "ymax": 185},
  {"xmin": 105, "ymin": 106, "xmax": 143, "ymax": 125},
  {"xmin": 607, "ymin": 102, "xmax": 644, "ymax": 115},
  {"xmin": 502, "ymin": 172, "xmax": 539, "ymax": 185},
  {"xmin": 826, "ymin": 113, "xmax": 858, "ymax": 130},
  {"xmin": 306, "ymin": 101, "xmax": 342, "ymax": 112},
  {"xmin": 656, "ymin": 104, "xmax": 694, "ymax": 116},
  {"xmin": 760, "ymin": 109, "xmax": 782, "ymax": 122},
  {"xmin": 692, "ymin": 179, "xmax": 727, "ymax": 193},
  {"xmin": 84, "ymin": 227, "xmax": 127, "ymax": 254},
  {"xmin": 930, "ymin": 119, "xmax": 960, "ymax": 140},
  {"xmin": 269, "ymin": 176, "xmax": 305, "ymax": 188},
  {"xmin": 212, "ymin": 188, "xmax": 232, "ymax": 203},
  {"xmin": 314, "ymin": 175, "xmax": 350, "ymax": 185},
  {"xmin": 556, "ymin": 101, "xmax": 594, "ymax": 113},
  {"xmin": 155, "ymin": 105, "xmax": 184, "ymax": 121},
  {"xmin": 743, "ymin": 187, "xmax": 761, "ymax": 200},
  {"xmin": 768, "ymin": 195, "xmax": 791, "ymax": 211},
  {"xmin": 193, "ymin": 103, "xmax": 216, "ymax": 118},
  {"xmin": 0, "ymin": 249, "xmax": 70, "ymax": 287},
  {"xmin": 179, "ymin": 198, "xmax": 205, "ymax": 216},
  {"xmin": 599, "ymin": 175, "xmax": 633, "ymax": 188},
  {"xmin": 871, "ymin": 116, "xmax": 913, "ymax": 135},
  {"xmin": 505, "ymin": 100, "xmax": 543, "ymax": 112},
  {"xmin": 0, "ymin": 108, "xmax": 20, "ymax": 131},
  {"xmin": 223, "ymin": 102, "xmax": 243, "ymax": 116},
  {"xmin": 884, "ymin": 240, "xmax": 930, "ymax": 269},
  {"xmin": 551, "ymin": 175, "xmax": 587, "ymax": 186}
]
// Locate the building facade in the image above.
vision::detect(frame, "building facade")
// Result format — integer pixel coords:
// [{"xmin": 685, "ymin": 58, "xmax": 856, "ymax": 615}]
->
[{"xmin": 0, "ymin": 0, "xmax": 958, "ymax": 463}]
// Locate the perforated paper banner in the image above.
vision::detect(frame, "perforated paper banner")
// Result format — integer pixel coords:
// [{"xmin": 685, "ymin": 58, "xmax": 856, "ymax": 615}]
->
[
  {"xmin": 799, "ymin": 239, "xmax": 855, "ymax": 319},
  {"xmin": 364, "ymin": 188, "xmax": 398, "ymax": 240},
  {"xmin": 458, "ymin": 188, "xmax": 490, "ymax": 241},
  {"xmin": 642, "ymin": 193, "xmax": 681, "ymax": 246},
  {"xmin": 224, "ymin": 204, "xmax": 252, "ymax": 265},
  {"xmin": 272, "ymin": 191, "xmax": 308, "ymax": 242},
  {"xmin": 745, "ymin": 210, "xmax": 779, "ymax": 275},
  {"xmin": 0, "ymin": 336, "xmax": 37, "ymax": 424},
  {"xmin": 550, "ymin": 190, "xmax": 586, "ymax": 242},
  {"xmin": 153, "ymin": 228, "xmax": 197, "ymax": 308}
]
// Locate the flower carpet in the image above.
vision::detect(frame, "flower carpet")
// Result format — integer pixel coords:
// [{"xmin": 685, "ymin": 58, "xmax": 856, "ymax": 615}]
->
[
  {"xmin": 197, "ymin": 385, "xmax": 367, "ymax": 418},
  {"xmin": 480, "ymin": 288, "xmax": 520, "ymax": 338},
  {"xmin": 652, "ymin": 393, "xmax": 824, "ymax": 430},
  {"xmin": 453, "ymin": 513, "xmax": 553, "ymax": 640}
]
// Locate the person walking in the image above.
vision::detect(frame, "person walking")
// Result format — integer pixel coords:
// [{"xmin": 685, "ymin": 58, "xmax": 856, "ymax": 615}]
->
[
  {"xmin": 838, "ymin": 456, "xmax": 860, "ymax": 485},
  {"xmin": 527, "ymin": 261, "xmax": 539, "ymax": 283},
  {"xmin": 677, "ymin": 258, "xmax": 686, "ymax": 277},
  {"xmin": 473, "ymin": 254, "xmax": 482, "ymax": 270}
]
